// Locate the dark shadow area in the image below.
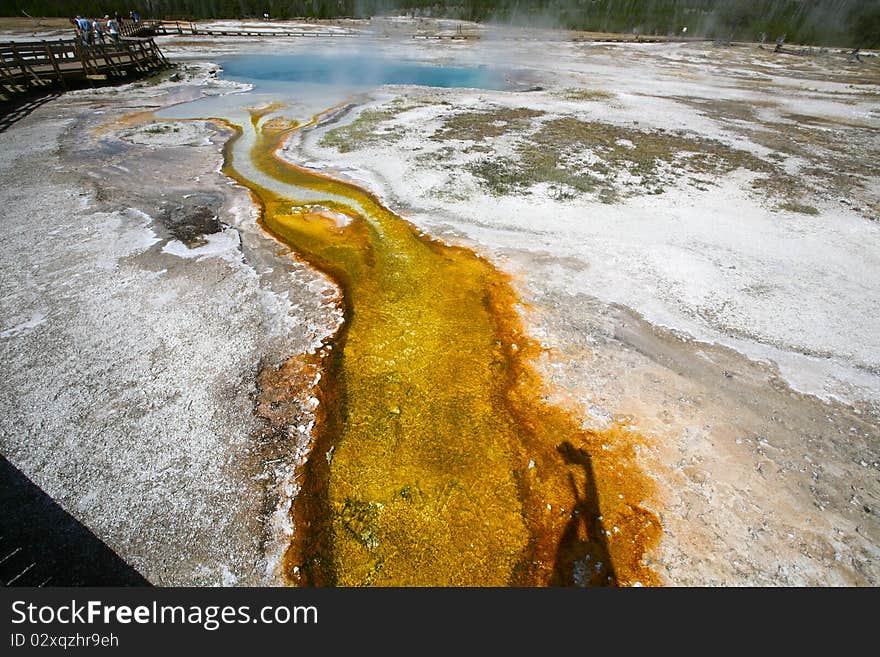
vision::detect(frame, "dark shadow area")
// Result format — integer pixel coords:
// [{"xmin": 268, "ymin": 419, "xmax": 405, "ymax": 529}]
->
[
  {"xmin": 0, "ymin": 454, "xmax": 150, "ymax": 586},
  {"xmin": 550, "ymin": 441, "xmax": 616, "ymax": 587},
  {"xmin": 0, "ymin": 90, "xmax": 61, "ymax": 134}
]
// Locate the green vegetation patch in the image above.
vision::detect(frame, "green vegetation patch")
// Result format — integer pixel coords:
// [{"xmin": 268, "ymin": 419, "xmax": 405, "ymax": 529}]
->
[
  {"xmin": 144, "ymin": 123, "xmax": 180, "ymax": 134},
  {"xmin": 320, "ymin": 100, "xmax": 422, "ymax": 153},
  {"xmin": 670, "ymin": 96, "xmax": 770, "ymax": 125},
  {"xmin": 430, "ymin": 107, "xmax": 545, "ymax": 142},
  {"xmin": 466, "ymin": 117, "xmax": 775, "ymax": 202},
  {"xmin": 555, "ymin": 88, "xmax": 616, "ymax": 102},
  {"xmin": 777, "ymin": 201, "xmax": 821, "ymax": 215},
  {"xmin": 727, "ymin": 117, "xmax": 879, "ymax": 216},
  {"xmin": 320, "ymin": 96, "xmax": 853, "ymax": 213}
]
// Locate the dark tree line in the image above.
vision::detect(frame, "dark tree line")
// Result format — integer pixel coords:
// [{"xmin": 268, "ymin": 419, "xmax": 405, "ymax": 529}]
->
[{"xmin": 8, "ymin": 0, "xmax": 880, "ymax": 47}]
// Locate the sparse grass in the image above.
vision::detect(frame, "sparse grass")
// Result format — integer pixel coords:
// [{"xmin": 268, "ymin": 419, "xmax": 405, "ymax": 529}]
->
[
  {"xmin": 670, "ymin": 95, "xmax": 880, "ymax": 212},
  {"xmin": 319, "ymin": 96, "xmax": 873, "ymax": 213},
  {"xmin": 777, "ymin": 201, "xmax": 821, "ymax": 215},
  {"xmin": 320, "ymin": 100, "xmax": 421, "ymax": 153},
  {"xmin": 674, "ymin": 96, "xmax": 868, "ymax": 160},
  {"xmin": 794, "ymin": 165, "xmax": 865, "ymax": 196},
  {"xmin": 750, "ymin": 169, "xmax": 802, "ymax": 197},
  {"xmin": 320, "ymin": 108, "xmax": 402, "ymax": 152},
  {"xmin": 740, "ymin": 120, "xmax": 880, "ymax": 212},
  {"xmin": 780, "ymin": 112, "xmax": 867, "ymax": 129},
  {"xmin": 414, "ymin": 145, "xmax": 458, "ymax": 166},
  {"xmin": 555, "ymin": 88, "xmax": 615, "ymax": 102},
  {"xmin": 668, "ymin": 96, "xmax": 777, "ymax": 125},
  {"xmin": 143, "ymin": 124, "xmax": 179, "ymax": 134},
  {"xmin": 467, "ymin": 158, "xmax": 534, "ymax": 196},
  {"xmin": 430, "ymin": 107, "xmax": 544, "ymax": 142},
  {"xmin": 466, "ymin": 117, "xmax": 774, "ymax": 202}
]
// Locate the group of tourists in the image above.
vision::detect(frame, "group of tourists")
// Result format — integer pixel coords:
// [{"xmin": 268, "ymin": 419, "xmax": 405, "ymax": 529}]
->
[{"xmin": 71, "ymin": 11, "xmax": 140, "ymax": 47}]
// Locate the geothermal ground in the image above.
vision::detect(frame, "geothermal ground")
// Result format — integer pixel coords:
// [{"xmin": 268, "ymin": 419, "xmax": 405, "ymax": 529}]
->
[{"xmin": 1, "ymin": 18, "xmax": 878, "ymax": 586}]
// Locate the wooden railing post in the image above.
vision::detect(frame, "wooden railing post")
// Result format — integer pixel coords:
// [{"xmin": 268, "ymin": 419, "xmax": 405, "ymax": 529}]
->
[
  {"xmin": 73, "ymin": 40, "xmax": 87, "ymax": 78},
  {"xmin": 133, "ymin": 39, "xmax": 147, "ymax": 68},
  {"xmin": 75, "ymin": 39, "xmax": 99, "ymax": 81},
  {"xmin": 136, "ymin": 39, "xmax": 149, "ymax": 69},
  {"xmin": 42, "ymin": 40, "xmax": 67, "ymax": 88},
  {"xmin": 96, "ymin": 41, "xmax": 122, "ymax": 78},
  {"xmin": 149, "ymin": 38, "xmax": 169, "ymax": 66},
  {"xmin": 119, "ymin": 39, "xmax": 143, "ymax": 73},
  {"xmin": 0, "ymin": 48, "xmax": 16, "ymax": 94},
  {"xmin": 57, "ymin": 39, "xmax": 70, "ymax": 66},
  {"xmin": 10, "ymin": 42, "xmax": 44, "ymax": 86}
]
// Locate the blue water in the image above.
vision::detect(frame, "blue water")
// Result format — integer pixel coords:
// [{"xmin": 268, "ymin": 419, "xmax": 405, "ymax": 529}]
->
[{"xmin": 220, "ymin": 54, "xmax": 507, "ymax": 91}]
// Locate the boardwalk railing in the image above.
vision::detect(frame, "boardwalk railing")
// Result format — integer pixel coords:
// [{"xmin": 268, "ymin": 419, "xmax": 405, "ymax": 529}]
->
[
  {"xmin": 153, "ymin": 20, "xmax": 357, "ymax": 38},
  {"xmin": 120, "ymin": 19, "xmax": 163, "ymax": 39},
  {"xmin": 0, "ymin": 36, "xmax": 169, "ymax": 101}
]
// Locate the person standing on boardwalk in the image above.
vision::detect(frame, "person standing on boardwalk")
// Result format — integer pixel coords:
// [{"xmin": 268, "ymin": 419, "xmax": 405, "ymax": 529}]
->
[
  {"xmin": 106, "ymin": 16, "xmax": 120, "ymax": 44},
  {"xmin": 92, "ymin": 18, "xmax": 105, "ymax": 45},
  {"xmin": 774, "ymin": 33, "xmax": 786, "ymax": 52},
  {"xmin": 75, "ymin": 15, "xmax": 91, "ymax": 46}
]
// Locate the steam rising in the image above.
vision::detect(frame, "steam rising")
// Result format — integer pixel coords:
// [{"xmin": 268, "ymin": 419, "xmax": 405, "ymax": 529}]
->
[{"xmin": 12, "ymin": 1, "xmax": 879, "ymax": 47}]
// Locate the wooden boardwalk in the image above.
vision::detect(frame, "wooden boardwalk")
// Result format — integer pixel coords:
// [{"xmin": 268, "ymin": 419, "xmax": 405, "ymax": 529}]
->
[
  {"xmin": 0, "ymin": 33, "xmax": 169, "ymax": 103},
  {"xmin": 153, "ymin": 20, "xmax": 357, "ymax": 38},
  {"xmin": 153, "ymin": 21, "xmax": 704, "ymax": 43}
]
